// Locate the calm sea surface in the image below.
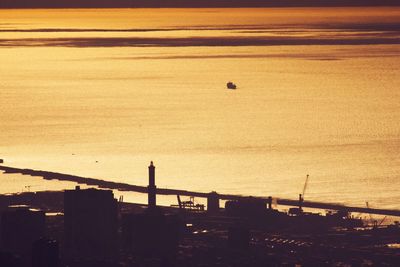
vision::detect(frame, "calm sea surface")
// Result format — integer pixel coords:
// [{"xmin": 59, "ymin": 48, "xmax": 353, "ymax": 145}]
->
[{"xmin": 0, "ymin": 8, "xmax": 399, "ymax": 210}]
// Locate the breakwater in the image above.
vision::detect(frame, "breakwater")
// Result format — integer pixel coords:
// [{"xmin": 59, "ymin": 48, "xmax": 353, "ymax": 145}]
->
[{"xmin": 1, "ymin": 164, "xmax": 399, "ymax": 217}]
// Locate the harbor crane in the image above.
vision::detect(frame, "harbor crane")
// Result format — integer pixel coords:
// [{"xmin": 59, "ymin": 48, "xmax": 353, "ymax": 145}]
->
[
  {"xmin": 175, "ymin": 195, "xmax": 204, "ymax": 211},
  {"xmin": 299, "ymin": 174, "xmax": 310, "ymax": 211},
  {"xmin": 289, "ymin": 174, "xmax": 309, "ymax": 215},
  {"xmin": 366, "ymin": 201, "xmax": 388, "ymax": 227}
]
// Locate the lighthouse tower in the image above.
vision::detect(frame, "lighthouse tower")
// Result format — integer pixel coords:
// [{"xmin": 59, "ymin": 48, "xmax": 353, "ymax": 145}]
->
[{"xmin": 148, "ymin": 161, "xmax": 156, "ymax": 209}]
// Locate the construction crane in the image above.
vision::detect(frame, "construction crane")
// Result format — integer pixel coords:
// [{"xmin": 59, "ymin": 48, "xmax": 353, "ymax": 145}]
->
[
  {"xmin": 299, "ymin": 174, "xmax": 310, "ymax": 211},
  {"xmin": 366, "ymin": 202, "xmax": 387, "ymax": 228},
  {"xmin": 289, "ymin": 174, "xmax": 309, "ymax": 215},
  {"xmin": 177, "ymin": 195, "xmax": 182, "ymax": 209},
  {"xmin": 366, "ymin": 201, "xmax": 374, "ymax": 223}
]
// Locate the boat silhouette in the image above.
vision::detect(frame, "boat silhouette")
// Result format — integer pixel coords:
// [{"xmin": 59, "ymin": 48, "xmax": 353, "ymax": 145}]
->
[{"xmin": 226, "ymin": 82, "xmax": 237, "ymax": 89}]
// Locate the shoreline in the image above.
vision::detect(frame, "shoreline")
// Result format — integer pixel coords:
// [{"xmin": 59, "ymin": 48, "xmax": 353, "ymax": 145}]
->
[{"xmin": 1, "ymin": 164, "xmax": 399, "ymax": 217}]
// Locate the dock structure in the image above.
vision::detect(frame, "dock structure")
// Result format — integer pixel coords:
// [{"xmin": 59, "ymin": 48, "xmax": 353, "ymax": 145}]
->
[{"xmin": 1, "ymin": 164, "xmax": 399, "ymax": 217}]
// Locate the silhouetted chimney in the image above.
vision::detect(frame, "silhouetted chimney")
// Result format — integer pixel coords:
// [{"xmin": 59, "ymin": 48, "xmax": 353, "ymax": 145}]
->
[{"xmin": 148, "ymin": 161, "xmax": 156, "ymax": 209}]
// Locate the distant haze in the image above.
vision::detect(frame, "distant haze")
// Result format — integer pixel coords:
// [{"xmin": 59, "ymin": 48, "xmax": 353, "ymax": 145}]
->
[{"xmin": 1, "ymin": 0, "xmax": 399, "ymax": 8}]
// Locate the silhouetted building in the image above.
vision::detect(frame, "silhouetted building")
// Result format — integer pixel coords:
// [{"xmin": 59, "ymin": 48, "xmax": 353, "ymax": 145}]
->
[
  {"xmin": 0, "ymin": 205, "xmax": 45, "ymax": 267},
  {"xmin": 64, "ymin": 187, "xmax": 118, "ymax": 260},
  {"xmin": 207, "ymin": 191, "xmax": 219, "ymax": 214},
  {"xmin": 228, "ymin": 226, "xmax": 250, "ymax": 250},
  {"xmin": 62, "ymin": 258, "xmax": 121, "ymax": 267},
  {"xmin": 225, "ymin": 197, "xmax": 266, "ymax": 217},
  {"xmin": 32, "ymin": 238, "xmax": 58, "ymax": 267},
  {"xmin": 0, "ymin": 251, "xmax": 21, "ymax": 267},
  {"xmin": 122, "ymin": 209, "xmax": 182, "ymax": 262},
  {"xmin": 148, "ymin": 161, "xmax": 156, "ymax": 209}
]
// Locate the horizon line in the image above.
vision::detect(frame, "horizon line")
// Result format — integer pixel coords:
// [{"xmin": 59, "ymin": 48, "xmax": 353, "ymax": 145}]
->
[{"xmin": 1, "ymin": 0, "xmax": 400, "ymax": 9}]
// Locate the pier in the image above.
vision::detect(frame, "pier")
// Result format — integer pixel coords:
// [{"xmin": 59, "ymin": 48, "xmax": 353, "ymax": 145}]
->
[{"xmin": 0, "ymin": 165, "xmax": 399, "ymax": 217}]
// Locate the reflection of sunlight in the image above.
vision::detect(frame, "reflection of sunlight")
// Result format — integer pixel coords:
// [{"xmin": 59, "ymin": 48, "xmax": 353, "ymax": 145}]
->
[{"xmin": 0, "ymin": 7, "xmax": 399, "ymax": 210}]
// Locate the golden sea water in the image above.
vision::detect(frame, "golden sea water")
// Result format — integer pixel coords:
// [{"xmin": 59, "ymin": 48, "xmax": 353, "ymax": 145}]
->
[{"xmin": 0, "ymin": 8, "xmax": 399, "ymax": 210}]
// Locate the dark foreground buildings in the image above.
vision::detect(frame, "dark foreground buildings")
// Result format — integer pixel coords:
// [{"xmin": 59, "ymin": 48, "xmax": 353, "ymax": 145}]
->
[
  {"xmin": 0, "ymin": 206, "xmax": 46, "ymax": 267},
  {"xmin": 0, "ymin": 205, "xmax": 60, "ymax": 267},
  {"xmin": 0, "ymin": 161, "xmax": 399, "ymax": 266},
  {"xmin": 32, "ymin": 238, "xmax": 59, "ymax": 267},
  {"xmin": 64, "ymin": 186, "xmax": 118, "ymax": 261}
]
